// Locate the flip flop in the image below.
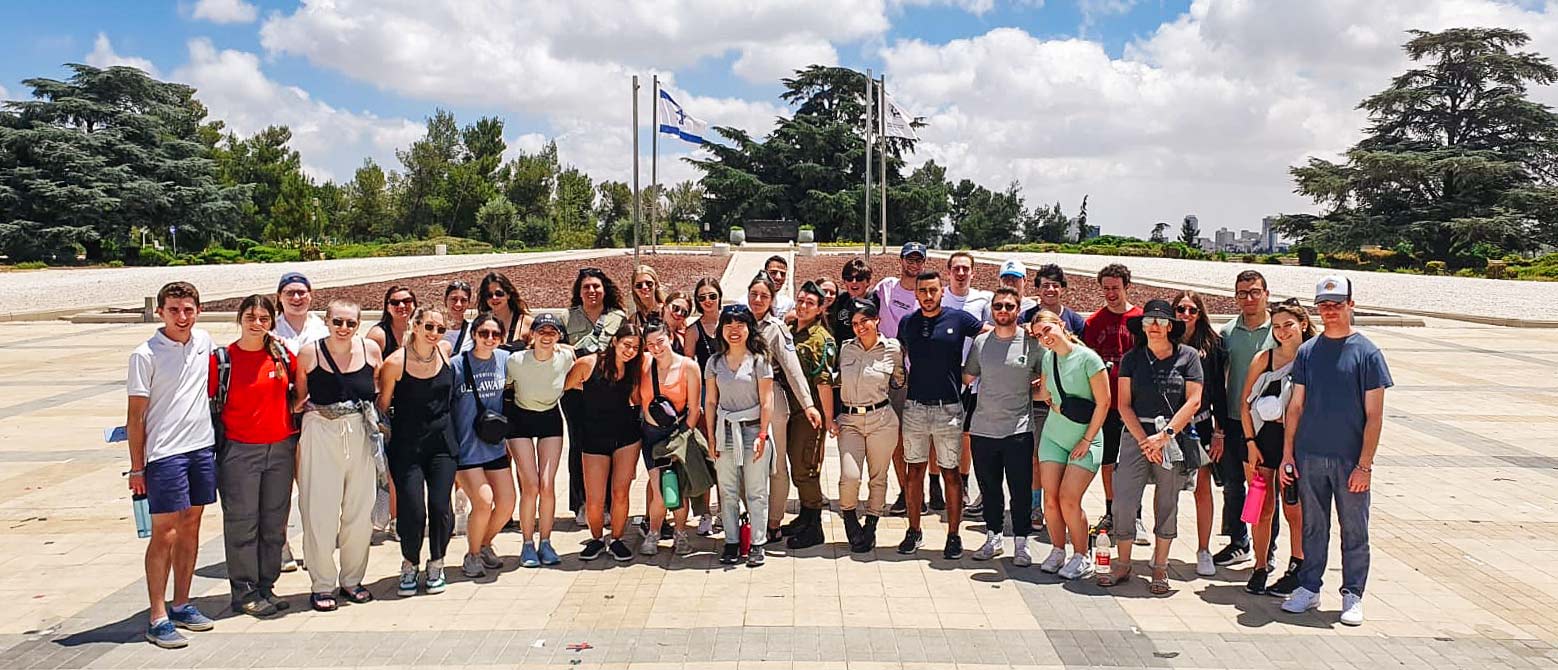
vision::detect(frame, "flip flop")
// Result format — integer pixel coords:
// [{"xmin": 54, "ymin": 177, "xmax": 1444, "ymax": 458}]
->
[
  {"xmin": 1097, "ymin": 566, "xmax": 1133, "ymax": 587},
  {"xmin": 1149, "ymin": 563, "xmax": 1171, "ymax": 595}
]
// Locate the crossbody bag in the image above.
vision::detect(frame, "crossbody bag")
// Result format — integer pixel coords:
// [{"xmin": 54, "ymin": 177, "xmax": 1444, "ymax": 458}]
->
[{"xmin": 461, "ymin": 351, "xmax": 510, "ymax": 444}]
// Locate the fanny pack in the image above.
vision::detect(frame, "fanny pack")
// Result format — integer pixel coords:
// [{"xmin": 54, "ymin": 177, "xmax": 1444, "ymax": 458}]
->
[
  {"xmin": 1049, "ymin": 352, "xmax": 1097, "ymax": 425},
  {"xmin": 646, "ymin": 359, "xmax": 681, "ymax": 429},
  {"xmin": 462, "ymin": 352, "xmax": 510, "ymax": 444}
]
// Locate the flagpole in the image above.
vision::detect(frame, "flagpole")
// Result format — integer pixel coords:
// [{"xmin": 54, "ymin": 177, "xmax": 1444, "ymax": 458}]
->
[
  {"xmin": 650, "ymin": 75, "xmax": 659, "ymax": 255},
  {"xmin": 632, "ymin": 75, "xmax": 641, "ymax": 271},
  {"xmin": 864, "ymin": 68, "xmax": 873, "ymax": 259},
  {"xmin": 879, "ymin": 75, "xmax": 888, "ymax": 251}
]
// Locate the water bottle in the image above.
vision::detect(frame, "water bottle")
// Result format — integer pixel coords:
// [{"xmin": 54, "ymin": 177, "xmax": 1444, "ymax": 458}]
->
[
  {"xmin": 1094, "ymin": 531, "xmax": 1112, "ymax": 573},
  {"xmin": 1153, "ymin": 417, "xmax": 1175, "ymax": 470},
  {"xmin": 1241, "ymin": 472, "xmax": 1267, "ymax": 524},
  {"xmin": 1282, "ymin": 463, "xmax": 1299, "ymax": 506},
  {"xmin": 132, "ymin": 494, "xmax": 152, "ymax": 538},
  {"xmin": 660, "ymin": 468, "xmax": 682, "ymax": 511},
  {"xmin": 738, "ymin": 512, "xmax": 752, "ymax": 557}
]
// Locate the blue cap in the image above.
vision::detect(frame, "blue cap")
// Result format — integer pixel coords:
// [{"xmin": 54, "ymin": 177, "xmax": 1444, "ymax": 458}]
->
[
  {"xmin": 277, "ymin": 272, "xmax": 310, "ymax": 292},
  {"xmin": 531, "ymin": 312, "xmax": 563, "ymax": 333},
  {"xmin": 900, "ymin": 242, "xmax": 927, "ymax": 258}
]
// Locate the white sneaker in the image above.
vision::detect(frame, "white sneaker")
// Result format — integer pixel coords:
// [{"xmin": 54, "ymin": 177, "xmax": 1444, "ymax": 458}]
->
[
  {"xmin": 1133, "ymin": 518, "xmax": 1149, "ymax": 546},
  {"xmin": 1195, "ymin": 549, "xmax": 1216, "ymax": 577},
  {"xmin": 1012, "ymin": 538, "xmax": 1033, "ymax": 567},
  {"xmin": 639, "ymin": 532, "xmax": 659, "ymax": 556},
  {"xmin": 1038, "ymin": 547, "xmax": 1066, "ymax": 573},
  {"xmin": 1339, "ymin": 591, "xmax": 1365, "ymax": 626},
  {"xmin": 1282, "ymin": 587, "xmax": 1320, "ymax": 614},
  {"xmin": 972, "ymin": 532, "xmax": 1003, "ymax": 561},
  {"xmin": 1058, "ymin": 553, "xmax": 1094, "ymax": 580}
]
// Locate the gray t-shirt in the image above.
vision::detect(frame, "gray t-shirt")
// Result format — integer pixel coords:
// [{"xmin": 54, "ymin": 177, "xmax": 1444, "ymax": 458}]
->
[
  {"xmin": 963, "ymin": 329, "xmax": 1044, "ymax": 438},
  {"xmin": 705, "ymin": 352, "xmax": 772, "ymax": 413}
]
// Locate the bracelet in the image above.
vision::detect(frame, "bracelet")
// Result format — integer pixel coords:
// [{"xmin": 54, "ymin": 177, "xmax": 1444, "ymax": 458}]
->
[
  {"xmin": 1354, "ymin": 465, "xmax": 1372, "ymax": 473},
  {"xmin": 126, "ymin": 470, "xmax": 144, "ymax": 477}
]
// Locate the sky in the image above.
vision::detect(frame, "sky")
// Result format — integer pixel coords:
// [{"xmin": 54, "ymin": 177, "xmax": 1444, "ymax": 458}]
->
[{"xmin": 3, "ymin": 0, "xmax": 1556, "ymax": 239}]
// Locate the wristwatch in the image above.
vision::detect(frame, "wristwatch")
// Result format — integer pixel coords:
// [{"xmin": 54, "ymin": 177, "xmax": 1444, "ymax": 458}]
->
[{"xmin": 1163, "ymin": 426, "xmax": 1176, "ymax": 437}]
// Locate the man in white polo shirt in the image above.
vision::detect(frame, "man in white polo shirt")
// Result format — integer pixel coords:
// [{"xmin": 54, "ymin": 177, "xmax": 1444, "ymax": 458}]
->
[{"xmin": 127, "ymin": 281, "xmax": 218, "ymax": 648}]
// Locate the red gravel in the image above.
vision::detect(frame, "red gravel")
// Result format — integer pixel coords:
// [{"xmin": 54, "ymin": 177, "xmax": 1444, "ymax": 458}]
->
[
  {"xmin": 796, "ymin": 253, "xmax": 1241, "ymax": 314},
  {"xmin": 204, "ymin": 252, "xmax": 731, "ymax": 311}
]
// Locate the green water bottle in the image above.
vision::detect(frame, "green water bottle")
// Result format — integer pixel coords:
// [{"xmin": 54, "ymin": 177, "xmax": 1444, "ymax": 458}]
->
[{"xmin": 660, "ymin": 467, "xmax": 682, "ymax": 511}]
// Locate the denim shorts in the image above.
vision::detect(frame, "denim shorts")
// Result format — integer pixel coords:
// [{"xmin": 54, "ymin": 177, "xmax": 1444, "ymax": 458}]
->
[
  {"xmin": 145, "ymin": 446, "xmax": 218, "ymax": 514},
  {"xmin": 902, "ymin": 401, "xmax": 964, "ymax": 469}
]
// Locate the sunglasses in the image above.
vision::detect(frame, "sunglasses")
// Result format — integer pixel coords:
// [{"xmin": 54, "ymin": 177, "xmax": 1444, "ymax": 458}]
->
[
  {"xmin": 422, "ymin": 323, "xmax": 448, "ymax": 335},
  {"xmin": 1175, "ymin": 305, "xmax": 1199, "ymax": 315},
  {"xmin": 475, "ymin": 328, "xmax": 503, "ymax": 339},
  {"xmin": 991, "ymin": 303, "xmax": 1018, "ymax": 312},
  {"xmin": 635, "ymin": 281, "xmax": 656, "ymax": 290},
  {"xmin": 331, "ymin": 318, "xmax": 358, "ymax": 329},
  {"xmin": 281, "ymin": 289, "xmax": 308, "ymax": 298},
  {"xmin": 669, "ymin": 306, "xmax": 689, "ymax": 317},
  {"xmin": 697, "ymin": 292, "xmax": 720, "ymax": 302},
  {"xmin": 1143, "ymin": 316, "xmax": 1172, "ymax": 327},
  {"xmin": 488, "ymin": 290, "xmax": 507, "ymax": 299},
  {"xmin": 388, "ymin": 297, "xmax": 415, "ymax": 307},
  {"xmin": 843, "ymin": 274, "xmax": 869, "ymax": 282}
]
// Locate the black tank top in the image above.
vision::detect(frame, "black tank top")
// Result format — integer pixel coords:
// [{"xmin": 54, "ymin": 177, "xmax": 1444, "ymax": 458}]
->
[
  {"xmin": 379, "ymin": 322, "xmax": 401, "ymax": 357},
  {"xmin": 309, "ymin": 340, "xmax": 377, "ymax": 405},
  {"xmin": 581, "ymin": 358, "xmax": 636, "ymax": 428},
  {"xmin": 692, "ymin": 320, "xmax": 717, "ymax": 370},
  {"xmin": 389, "ymin": 352, "xmax": 455, "ymax": 455}
]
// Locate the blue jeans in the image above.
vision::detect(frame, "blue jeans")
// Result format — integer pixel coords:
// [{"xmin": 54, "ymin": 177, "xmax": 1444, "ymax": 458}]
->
[{"xmin": 1296, "ymin": 455, "xmax": 1371, "ymax": 596}]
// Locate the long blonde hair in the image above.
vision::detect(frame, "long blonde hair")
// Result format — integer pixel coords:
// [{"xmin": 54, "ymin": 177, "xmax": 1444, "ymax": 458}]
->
[
  {"xmin": 632, "ymin": 264, "xmax": 666, "ymax": 315},
  {"xmin": 1035, "ymin": 309, "xmax": 1083, "ymax": 345}
]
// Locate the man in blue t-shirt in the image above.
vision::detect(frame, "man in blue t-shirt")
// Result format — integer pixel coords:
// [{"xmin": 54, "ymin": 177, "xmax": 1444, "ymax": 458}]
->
[
  {"xmin": 1280, "ymin": 275, "xmax": 1391, "ymax": 628},
  {"xmin": 897, "ymin": 271, "xmax": 986, "ymax": 559}
]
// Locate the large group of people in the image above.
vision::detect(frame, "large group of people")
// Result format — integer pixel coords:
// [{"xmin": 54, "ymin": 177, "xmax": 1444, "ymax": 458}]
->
[{"xmin": 126, "ymin": 246, "xmax": 1390, "ymax": 648}]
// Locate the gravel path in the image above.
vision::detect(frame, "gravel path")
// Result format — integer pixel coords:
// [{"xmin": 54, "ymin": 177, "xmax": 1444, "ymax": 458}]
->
[
  {"xmin": 0, "ymin": 249, "xmax": 623, "ymax": 319},
  {"xmin": 968, "ymin": 252, "xmax": 1557, "ymax": 323}
]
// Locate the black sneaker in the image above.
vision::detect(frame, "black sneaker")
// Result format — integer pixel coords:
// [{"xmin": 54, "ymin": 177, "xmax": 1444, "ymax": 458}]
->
[
  {"xmin": 897, "ymin": 528, "xmax": 923, "ymax": 555},
  {"xmin": 660, "ymin": 521, "xmax": 675, "ymax": 540},
  {"xmin": 965, "ymin": 495, "xmax": 984, "ymax": 516},
  {"xmin": 1245, "ymin": 567, "xmax": 1271, "ymax": 595},
  {"xmin": 1267, "ymin": 559, "xmax": 1302, "ymax": 596},
  {"xmin": 608, "ymin": 539, "xmax": 633, "ymax": 562},
  {"xmin": 719, "ymin": 543, "xmax": 742, "ymax": 565},
  {"xmin": 889, "ymin": 494, "xmax": 908, "ymax": 516},
  {"xmin": 580, "ymin": 538, "xmax": 606, "ymax": 561},
  {"xmin": 1212, "ymin": 542, "xmax": 1252, "ymax": 566},
  {"xmin": 943, "ymin": 534, "xmax": 963, "ymax": 560},
  {"xmin": 764, "ymin": 526, "xmax": 784, "ymax": 546},
  {"xmin": 928, "ymin": 484, "xmax": 947, "ymax": 511},
  {"xmin": 502, "ymin": 519, "xmax": 522, "ymax": 533}
]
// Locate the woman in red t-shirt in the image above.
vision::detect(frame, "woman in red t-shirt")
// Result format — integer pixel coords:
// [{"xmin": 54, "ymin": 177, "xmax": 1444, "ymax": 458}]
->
[{"xmin": 211, "ymin": 294, "xmax": 300, "ymax": 618}]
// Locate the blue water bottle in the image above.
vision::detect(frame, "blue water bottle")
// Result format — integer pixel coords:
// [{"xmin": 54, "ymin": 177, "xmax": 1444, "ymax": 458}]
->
[{"xmin": 132, "ymin": 494, "xmax": 152, "ymax": 538}]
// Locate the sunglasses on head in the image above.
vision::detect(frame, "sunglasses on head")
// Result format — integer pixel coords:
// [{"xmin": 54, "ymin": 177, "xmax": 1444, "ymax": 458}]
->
[
  {"xmin": 1175, "ymin": 305, "xmax": 1199, "ymax": 315},
  {"xmin": 388, "ymin": 297, "xmax": 415, "ymax": 307},
  {"xmin": 331, "ymin": 318, "xmax": 358, "ymax": 329},
  {"xmin": 578, "ymin": 267, "xmax": 603, "ymax": 277},
  {"xmin": 422, "ymin": 322, "xmax": 448, "ymax": 335}
]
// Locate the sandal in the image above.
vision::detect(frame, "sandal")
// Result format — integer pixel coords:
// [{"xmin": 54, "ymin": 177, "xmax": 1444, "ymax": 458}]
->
[
  {"xmin": 1097, "ymin": 566, "xmax": 1133, "ymax": 587},
  {"xmin": 338, "ymin": 585, "xmax": 374, "ymax": 604},
  {"xmin": 310, "ymin": 592, "xmax": 338, "ymax": 612},
  {"xmin": 1149, "ymin": 563, "xmax": 1171, "ymax": 595}
]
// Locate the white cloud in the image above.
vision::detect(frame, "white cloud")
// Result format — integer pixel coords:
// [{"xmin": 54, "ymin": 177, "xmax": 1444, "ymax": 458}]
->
[
  {"xmin": 891, "ymin": 0, "xmax": 999, "ymax": 15},
  {"xmin": 191, "ymin": 0, "xmax": 258, "ymax": 24},
  {"xmin": 883, "ymin": 0, "xmax": 1558, "ymax": 236},
  {"xmin": 172, "ymin": 39, "xmax": 422, "ymax": 182},
  {"xmin": 84, "ymin": 33, "xmax": 160, "ymax": 78},
  {"xmin": 0, "ymin": 83, "xmax": 9, "ymax": 101},
  {"xmin": 732, "ymin": 38, "xmax": 839, "ymax": 83}
]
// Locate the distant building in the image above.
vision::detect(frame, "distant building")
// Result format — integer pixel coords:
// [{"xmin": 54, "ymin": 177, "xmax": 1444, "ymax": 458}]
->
[
  {"xmin": 1261, "ymin": 216, "xmax": 1281, "ymax": 252},
  {"xmin": 1196, "ymin": 237, "xmax": 1213, "ymax": 251},
  {"xmin": 1215, "ymin": 227, "xmax": 1235, "ymax": 251},
  {"xmin": 1086, "ymin": 224, "xmax": 1101, "ymax": 240}
]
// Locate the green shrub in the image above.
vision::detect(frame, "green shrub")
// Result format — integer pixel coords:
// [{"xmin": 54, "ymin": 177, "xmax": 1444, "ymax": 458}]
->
[
  {"xmin": 107, "ymin": 260, "xmax": 125, "ymax": 268},
  {"xmin": 1037, "ymin": 243, "xmax": 1062, "ymax": 253},
  {"xmin": 323, "ymin": 243, "xmax": 378, "ymax": 259},
  {"xmin": 1080, "ymin": 245, "xmax": 1119, "ymax": 256},
  {"xmin": 243, "ymin": 245, "xmax": 302, "ymax": 263},
  {"xmin": 14, "ymin": 261, "xmax": 47, "ymax": 269},
  {"xmin": 167, "ymin": 259, "xmax": 188, "ymax": 267},
  {"xmin": 234, "ymin": 238, "xmax": 260, "ymax": 252},
  {"xmin": 1425, "ymin": 260, "xmax": 1447, "ymax": 275},
  {"xmin": 197, "ymin": 247, "xmax": 243, "ymax": 264},
  {"xmin": 1295, "ymin": 246, "xmax": 1317, "ymax": 266},
  {"xmin": 516, "ymin": 219, "xmax": 552, "ymax": 248},
  {"xmin": 136, "ymin": 246, "xmax": 175, "ymax": 266},
  {"xmin": 1455, "ymin": 268, "xmax": 1480, "ymax": 277},
  {"xmin": 1262, "ymin": 254, "xmax": 1284, "ymax": 265},
  {"xmin": 1242, "ymin": 254, "xmax": 1258, "ymax": 264},
  {"xmin": 373, "ymin": 236, "xmax": 494, "ymax": 257}
]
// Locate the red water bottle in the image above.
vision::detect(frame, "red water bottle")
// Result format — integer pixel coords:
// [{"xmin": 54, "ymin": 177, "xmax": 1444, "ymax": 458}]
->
[{"xmin": 739, "ymin": 512, "xmax": 752, "ymax": 556}]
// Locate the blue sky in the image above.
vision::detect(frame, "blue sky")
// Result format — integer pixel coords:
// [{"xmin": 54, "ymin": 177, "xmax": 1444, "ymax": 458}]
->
[{"xmin": 3, "ymin": 1, "xmax": 1554, "ymax": 238}]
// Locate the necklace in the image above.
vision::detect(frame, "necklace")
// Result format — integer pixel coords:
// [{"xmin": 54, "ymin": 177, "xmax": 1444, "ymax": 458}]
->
[{"xmin": 409, "ymin": 344, "xmax": 435, "ymax": 364}]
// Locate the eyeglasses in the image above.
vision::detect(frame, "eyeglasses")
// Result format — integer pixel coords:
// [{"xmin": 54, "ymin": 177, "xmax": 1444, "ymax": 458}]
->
[
  {"xmin": 422, "ymin": 323, "xmax": 448, "ymax": 335},
  {"xmin": 697, "ymin": 292, "xmax": 720, "ymax": 302},
  {"xmin": 331, "ymin": 318, "xmax": 358, "ymax": 329},
  {"xmin": 388, "ymin": 297, "xmax": 415, "ymax": 307},
  {"xmin": 1175, "ymin": 305, "xmax": 1199, "ymax": 315},
  {"xmin": 475, "ymin": 328, "xmax": 503, "ymax": 339},
  {"xmin": 488, "ymin": 290, "xmax": 507, "ymax": 299},
  {"xmin": 1143, "ymin": 316, "xmax": 1171, "ymax": 327},
  {"xmin": 991, "ymin": 303, "xmax": 1018, "ymax": 312},
  {"xmin": 1235, "ymin": 289, "xmax": 1267, "ymax": 300},
  {"xmin": 669, "ymin": 306, "xmax": 689, "ymax": 317},
  {"xmin": 281, "ymin": 289, "xmax": 308, "ymax": 298},
  {"xmin": 635, "ymin": 281, "xmax": 656, "ymax": 290}
]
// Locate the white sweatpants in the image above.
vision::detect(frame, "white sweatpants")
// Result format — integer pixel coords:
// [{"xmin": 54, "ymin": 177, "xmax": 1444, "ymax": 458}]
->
[{"xmin": 298, "ymin": 412, "xmax": 376, "ymax": 593}]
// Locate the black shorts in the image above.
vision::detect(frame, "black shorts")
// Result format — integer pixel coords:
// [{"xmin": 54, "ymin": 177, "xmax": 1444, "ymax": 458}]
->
[
  {"xmin": 1101, "ymin": 410, "xmax": 1124, "ymax": 466},
  {"xmin": 507, "ymin": 405, "xmax": 564, "ymax": 440},
  {"xmin": 578, "ymin": 411, "xmax": 641, "ymax": 457},
  {"xmin": 457, "ymin": 454, "xmax": 512, "ymax": 472},
  {"xmin": 1253, "ymin": 422, "xmax": 1285, "ymax": 469}
]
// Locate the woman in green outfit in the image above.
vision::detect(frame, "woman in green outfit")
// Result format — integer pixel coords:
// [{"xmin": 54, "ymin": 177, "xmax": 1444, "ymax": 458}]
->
[{"xmin": 1032, "ymin": 309, "xmax": 1111, "ymax": 580}]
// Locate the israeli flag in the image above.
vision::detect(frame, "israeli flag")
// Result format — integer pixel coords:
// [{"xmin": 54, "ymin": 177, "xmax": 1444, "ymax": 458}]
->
[{"xmin": 657, "ymin": 90, "xmax": 708, "ymax": 145}]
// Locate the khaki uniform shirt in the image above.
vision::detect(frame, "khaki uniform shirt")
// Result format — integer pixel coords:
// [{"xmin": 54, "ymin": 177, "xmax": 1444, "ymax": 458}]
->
[
  {"xmin": 837, "ymin": 337, "xmax": 905, "ymax": 407},
  {"xmin": 566, "ymin": 307, "xmax": 625, "ymax": 356}
]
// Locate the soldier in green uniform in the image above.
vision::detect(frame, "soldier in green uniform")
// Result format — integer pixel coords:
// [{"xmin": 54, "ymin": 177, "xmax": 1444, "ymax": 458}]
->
[{"xmin": 784, "ymin": 281, "xmax": 837, "ymax": 549}]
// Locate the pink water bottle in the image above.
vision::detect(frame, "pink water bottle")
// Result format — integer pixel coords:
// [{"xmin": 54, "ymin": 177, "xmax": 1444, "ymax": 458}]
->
[{"xmin": 1241, "ymin": 472, "xmax": 1268, "ymax": 524}]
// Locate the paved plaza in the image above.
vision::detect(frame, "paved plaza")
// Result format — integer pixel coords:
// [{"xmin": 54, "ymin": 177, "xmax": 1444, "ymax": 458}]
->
[{"xmin": 1, "ymin": 269, "xmax": 1558, "ymax": 668}]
